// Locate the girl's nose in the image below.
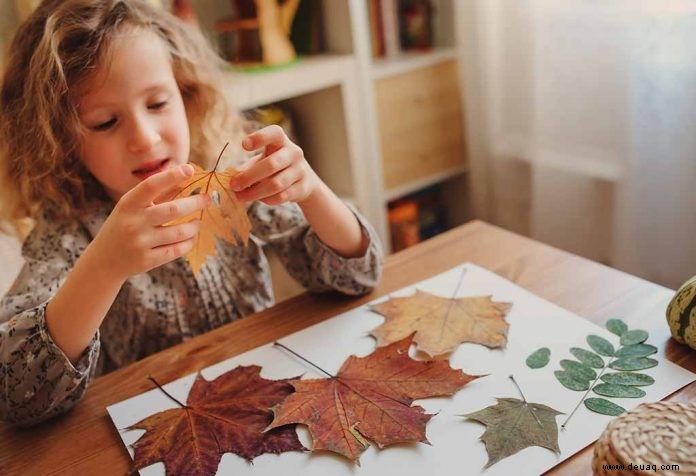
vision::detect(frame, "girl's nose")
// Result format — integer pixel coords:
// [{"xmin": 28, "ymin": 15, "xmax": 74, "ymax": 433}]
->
[{"xmin": 128, "ymin": 114, "xmax": 161, "ymax": 152}]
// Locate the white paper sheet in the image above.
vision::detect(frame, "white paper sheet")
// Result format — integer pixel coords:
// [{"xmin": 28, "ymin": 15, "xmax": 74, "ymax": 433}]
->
[{"xmin": 107, "ymin": 263, "xmax": 695, "ymax": 475}]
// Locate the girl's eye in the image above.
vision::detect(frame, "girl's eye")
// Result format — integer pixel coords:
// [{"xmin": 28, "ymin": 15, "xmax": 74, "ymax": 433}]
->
[
  {"xmin": 149, "ymin": 101, "xmax": 167, "ymax": 110},
  {"xmin": 91, "ymin": 118, "xmax": 116, "ymax": 131}
]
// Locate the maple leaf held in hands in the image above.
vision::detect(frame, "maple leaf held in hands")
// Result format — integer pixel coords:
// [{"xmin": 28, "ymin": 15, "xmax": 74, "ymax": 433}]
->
[
  {"xmin": 168, "ymin": 145, "xmax": 252, "ymax": 274},
  {"xmin": 267, "ymin": 334, "xmax": 480, "ymax": 463},
  {"xmin": 370, "ymin": 289, "xmax": 512, "ymax": 357},
  {"xmin": 128, "ymin": 366, "xmax": 305, "ymax": 476}
]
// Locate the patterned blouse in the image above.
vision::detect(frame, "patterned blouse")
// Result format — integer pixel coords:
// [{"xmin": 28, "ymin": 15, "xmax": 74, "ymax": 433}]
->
[{"xmin": 0, "ymin": 196, "xmax": 383, "ymax": 426}]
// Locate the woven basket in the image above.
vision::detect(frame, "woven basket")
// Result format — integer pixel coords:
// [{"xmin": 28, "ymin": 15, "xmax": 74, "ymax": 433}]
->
[{"xmin": 592, "ymin": 400, "xmax": 696, "ymax": 475}]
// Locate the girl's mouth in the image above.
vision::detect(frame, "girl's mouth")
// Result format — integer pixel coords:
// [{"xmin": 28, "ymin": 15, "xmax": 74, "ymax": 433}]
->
[{"xmin": 133, "ymin": 158, "xmax": 170, "ymax": 180}]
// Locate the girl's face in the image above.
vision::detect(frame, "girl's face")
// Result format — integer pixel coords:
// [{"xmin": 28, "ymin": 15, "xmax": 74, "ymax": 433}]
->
[{"xmin": 76, "ymin": 28, "xmax": 190, "ymax": 202}]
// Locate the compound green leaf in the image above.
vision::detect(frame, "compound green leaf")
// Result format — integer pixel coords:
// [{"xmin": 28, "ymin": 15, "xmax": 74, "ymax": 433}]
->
[
  {"xmin": 606, "ymin": 319, "xmax": 628, "ymax": 337},
  {"xmin": 570, "ymin": 347, "xmax": 605, "ymax": 369},
  {"xmin": 526, "ymin": 347, "xmax": 551, "ymax": 369},
  {"xmin": 587, "ymin": 335, "xmax": 615, "ymax": 357},
  {"xmin": 600, "ymin": 372, "xmax": 654, "ymax": 386},
  {"xmin": 560, "ymin": 360, "xmax": 597, "ymax": 381},
  {"xmin": 620, "ymin": 329, "xmax": 649, "ymax": 346},
  {"xmin": 609, "ymin": 357, "xmax": 658, "ymax": 371},
  {"xmin": 584, "ymin": 398, "xmax": 626, "ymax": 416},
  {"xmin": 614, "ymin": 344, "xmax": 657, "ymax": 358},
  {"xmin": 554, "ymin": 371, "xmax": 590, "ymax": 391},
  {"xmin": 592, "ymin": 383, "xmax": 646, "ymax": 398}
]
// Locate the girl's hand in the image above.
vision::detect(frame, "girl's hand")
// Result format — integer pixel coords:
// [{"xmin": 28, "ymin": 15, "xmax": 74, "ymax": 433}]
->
[
  {"xmin": 90, "ymin": 164, "xmax": 211, "ymax": 282},
  {"xmin": 229, "ymin": 125, "xmax": 321, "ymax": 205}
]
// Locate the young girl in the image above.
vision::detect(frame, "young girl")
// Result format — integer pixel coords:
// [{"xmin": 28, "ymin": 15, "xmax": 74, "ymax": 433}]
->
[{"xmin": 0, "ymin": 0, "xmax": 383, "ymax": 426}]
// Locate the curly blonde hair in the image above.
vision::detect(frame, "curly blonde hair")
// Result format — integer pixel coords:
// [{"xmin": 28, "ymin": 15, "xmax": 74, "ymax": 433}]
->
[{"xmin": 0, "ymin": 0, "xmax": 244, "ymax": 230}]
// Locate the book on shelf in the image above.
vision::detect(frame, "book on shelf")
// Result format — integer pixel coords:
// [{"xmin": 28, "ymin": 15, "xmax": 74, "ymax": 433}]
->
[
  {"xmin": 290, "ymin": 0, "xmax": 325, "ymax": 55},
  {"xmin": 398, "ymin": 0, "xmax": 434, "ymax": 51},
  {"xmin": 367, "ymin": 0, "xmax": 386, "ymax": 58}
]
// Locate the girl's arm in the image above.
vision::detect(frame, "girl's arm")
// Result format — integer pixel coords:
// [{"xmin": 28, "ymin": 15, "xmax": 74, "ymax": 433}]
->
[
  {"xmin": 231, "ymin": 125, "xmax": 370, "ymax": 259},
  {"xmin": 296, "ymin": 180, "xmax": 369, "ymax": 258},
  {"xmin": 44, "ymin": 243, "xmax": 126, "ymax": 364},
  {"xmin": 46, "ymin": 164, "xmax": 210, "ymax": 363}
]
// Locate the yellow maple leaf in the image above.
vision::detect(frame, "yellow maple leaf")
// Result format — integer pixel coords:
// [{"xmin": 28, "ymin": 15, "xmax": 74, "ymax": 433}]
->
[
  {"xmin": 370, "ymin": 290, "xmax": 512, "ymax": 357},
  {"xmin": 168, "ymin": 161, "xmax": 251, "ymax": 275}
]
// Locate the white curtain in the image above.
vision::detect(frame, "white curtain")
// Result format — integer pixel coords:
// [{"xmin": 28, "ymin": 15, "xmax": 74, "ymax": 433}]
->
[{"xmin": 457, "ymin": 0, "xmax": 696, "ymax": 288}]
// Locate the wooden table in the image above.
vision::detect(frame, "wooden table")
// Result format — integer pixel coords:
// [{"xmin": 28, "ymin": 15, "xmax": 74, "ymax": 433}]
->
[{"xmin": 1, "ymin": 220, "xmax": 694, "ymax": 475}]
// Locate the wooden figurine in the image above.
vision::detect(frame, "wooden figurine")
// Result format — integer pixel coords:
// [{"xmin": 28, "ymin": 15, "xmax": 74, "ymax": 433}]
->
[{"xmin": 216, "ymin": 0, "xmax": 300, "ymax": 69}]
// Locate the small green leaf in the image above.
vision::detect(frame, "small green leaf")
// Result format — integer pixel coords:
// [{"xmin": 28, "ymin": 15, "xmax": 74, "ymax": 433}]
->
[
  {"xmin": 593, "ymin": 383, "xmax": 646, "ymax": 398},
  {"xmin": 620, "ymin": 329, "xmax": 649, "ymax": 346},
  {"xmin": 526, "ymin": 347, "xmax": 551, "ymax": 369},
  {"xmin": 554, "ymin": 370, "xmax": 590, "ymax": 391},
  {"xmin": 584, "ymin": 397, "xmax": 626, "ymax": 416},
  {"xmin": 609, "ymin": 357, "xmax": 658, "ymax": 371},
  {"xmin": 614, "ymin": 343, "xmax": 657, "ymax": 358},
  {"xmin": 606, "ymin": 319, "xmax": 628, "ymax": 337},
  {"xmin": 560, "ymin": 359, "xmax": 597, "ymax": 380},
  {"xmin": 570, "ymin": 347, "xmax": 605, "ymax": 369},
  {"xmin": 600, "ymin": 372, "xmax": 655, "ymax": 386},
  {"xmin": 587, "ymin": 335, "xmax": 615, "ymax": 357}
]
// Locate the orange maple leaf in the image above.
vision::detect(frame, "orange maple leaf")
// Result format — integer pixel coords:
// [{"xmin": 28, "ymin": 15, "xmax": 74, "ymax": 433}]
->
[
  {"xmin": 168, "ymin": 146, "xmax": 252, "ymax": 274},
  {"xmin": 370, "ymin": 290, "xmax": 512, "ymax": 357},
  {"xmin": 128, "ymin": 366, "xmax": 305, "ymax": 476},
  {"xmin": 266, "ymin": 334, "xmax": 479, "ymax": 462}
]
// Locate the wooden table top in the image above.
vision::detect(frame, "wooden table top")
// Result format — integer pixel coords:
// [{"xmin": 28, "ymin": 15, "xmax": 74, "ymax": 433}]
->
[{"xmin": 1, "ymin": 220, "xmax": 694, "ymax": 475}]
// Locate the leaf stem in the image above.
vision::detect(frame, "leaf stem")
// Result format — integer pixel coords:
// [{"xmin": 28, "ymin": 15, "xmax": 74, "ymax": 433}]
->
[
  {"xmin": 509, "ymin": 375, "xmax": 547, "ymax": 434},
  {"xmin": 213, "ymin": 142, "xmax": 229, "ymax": 172},
  {"xmin": 452, "ymin": 267, "xmax": 468, "ymax": 299},
  {"xmin": 509, "ymin": 375, "xmax": 527, "ymax": 403},
  {"xmin": 274, "ymin": 342, "xmax": 335, "ymax": 378},
  {"xmin": 147, "ymin": 375, "xmax": 187, "ymax": 408}
]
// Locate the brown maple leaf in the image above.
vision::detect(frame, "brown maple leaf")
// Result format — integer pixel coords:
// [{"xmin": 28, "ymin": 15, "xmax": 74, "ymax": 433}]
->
[
  {"xmin": 168, "ymin": 146, "xmax": 252, "ymax": 274},
  {"xmin": 266, "ymin": 334, "xmax": 480, "ymax": 463},
  {"xmin": 127, "ymin": 366, "xmax": 305, "ymax": 476},
  {"xmin": 370, "ymin": 289, "xmax": 512, "ymax": 357}
]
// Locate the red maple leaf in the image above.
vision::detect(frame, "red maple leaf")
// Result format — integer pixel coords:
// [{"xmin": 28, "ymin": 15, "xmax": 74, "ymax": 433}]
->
[
  {"xmin": 127, "ymin": 365, "xmax": 305, "ymax": 475},
  {"xmin": 266, "ymin": 334, "xmax": 480, "ymax": 462}
]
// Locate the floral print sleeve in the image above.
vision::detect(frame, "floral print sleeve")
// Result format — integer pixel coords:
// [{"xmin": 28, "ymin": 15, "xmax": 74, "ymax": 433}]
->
[
  {"xmin": 0, "ymin": 217, "xmax": 100, "ymax": 427},
  {"xmin": 247, "ymin": 201, "xmax": 384, "ymax": 295}
]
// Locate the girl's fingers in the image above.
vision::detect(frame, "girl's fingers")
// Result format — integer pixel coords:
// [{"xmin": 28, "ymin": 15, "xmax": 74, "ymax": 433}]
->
[
  {"xmin": 235, "ymin": 167, "xmax": 301, "ymax": 202},
  {"xmin": 260, "ymin": 179, "xmax": 308, "ymax": 206},
  {"xmin": 151, "ymin": 219, "xmax": 201, "ymax": 248},
  {"xmin": 230, "ymin": 148, "xmax": 295, "ymax": 192},
  {"xmin": 125, "ymin": 164, "xmax": 194, "ymax": 207},
  {"xmin": 150, "ymin": 237, "xmax": 196, "ymax": 268},
  {"xmin": 242, "ymin": 124, "xmax": 286, "ymax": 152},
  {"xmin": 146, "ymin": 192, "xmax": 211, "ymax": 225}
]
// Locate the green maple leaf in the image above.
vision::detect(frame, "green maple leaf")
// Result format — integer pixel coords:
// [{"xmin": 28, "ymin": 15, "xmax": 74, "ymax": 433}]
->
[{"xmin": 464, "ymin": 397, "xmax": 563, "ymax": 468}]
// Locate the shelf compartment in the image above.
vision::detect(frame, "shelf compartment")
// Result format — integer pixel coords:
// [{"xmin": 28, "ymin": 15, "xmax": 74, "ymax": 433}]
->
[{"xmin": 375, "ymin": 59, "xmax": 467, "ymax": 192}]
